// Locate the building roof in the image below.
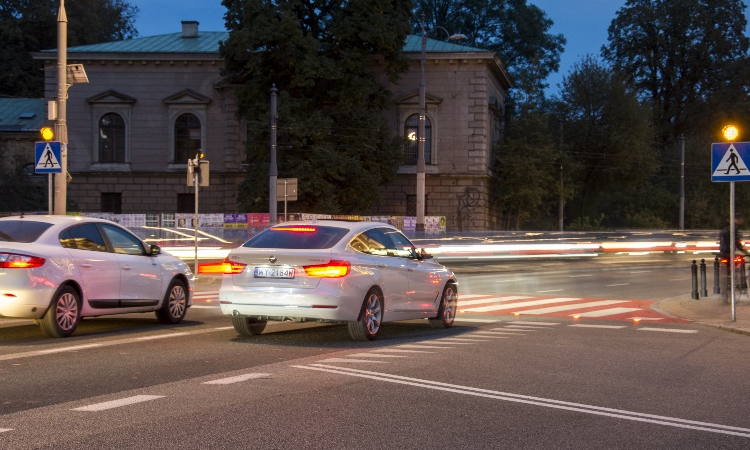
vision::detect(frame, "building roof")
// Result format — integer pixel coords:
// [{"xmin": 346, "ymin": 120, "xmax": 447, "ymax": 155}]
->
[
  {"xmin": 40, "ymin": 31, "xmax": 485, "ymax": 55},
  {"xmin": 0, "ymin": 98, "xmax": 47, "ymax": 133}
]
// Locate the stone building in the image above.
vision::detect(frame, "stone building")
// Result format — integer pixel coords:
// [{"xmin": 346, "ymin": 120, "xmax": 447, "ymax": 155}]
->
[{"xmin": 34, "ymin": 21, "xmax": 511, "ymax": 231}]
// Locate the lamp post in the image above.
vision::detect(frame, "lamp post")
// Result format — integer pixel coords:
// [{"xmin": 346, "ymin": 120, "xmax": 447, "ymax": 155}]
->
[
  {"xmin": 53, "ymin": 0, "xmax": 68, "ymax": 215},
  {"xmin": 416, "ymin": 14, "xmax": 464, "ymax": 234}
]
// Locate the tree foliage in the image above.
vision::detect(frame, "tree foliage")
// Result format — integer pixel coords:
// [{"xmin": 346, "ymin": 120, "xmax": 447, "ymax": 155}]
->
[
  {"xmin": 412, "ymin": 0, "xmax": 565, "ymax": 112},
  {"xmin": 220, "ymin": 0, "xmax": 412, "ymax": 214},
  {"xmin": 0, "ymin": 0, "xmax": 139, "ymax": 97}
]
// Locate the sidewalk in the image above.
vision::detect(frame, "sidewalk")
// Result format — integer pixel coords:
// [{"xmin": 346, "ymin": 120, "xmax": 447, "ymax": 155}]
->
[{"xmin": 656, "ymin": 293, "xmax": 750, "ymax": 336}]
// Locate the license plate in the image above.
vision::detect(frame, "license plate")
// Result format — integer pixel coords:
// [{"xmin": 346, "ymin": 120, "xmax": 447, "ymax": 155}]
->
[{"xmin": 254, "ymin": 267, "xmax": 295, "ymax": 279}]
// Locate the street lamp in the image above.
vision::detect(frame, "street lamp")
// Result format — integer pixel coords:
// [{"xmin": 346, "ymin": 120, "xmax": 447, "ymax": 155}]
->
[
  {"xmin": 722, "ymin": 124, "xmax": 740, "ymax": 321},
  {"xmin": 416, "ymin": 14, "xmax": 465, "ymax": 234}
]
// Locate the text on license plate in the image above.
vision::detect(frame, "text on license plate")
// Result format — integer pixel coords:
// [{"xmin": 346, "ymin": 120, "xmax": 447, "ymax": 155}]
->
[{"xmin": 254, "ymin": 267, "xmax": 295, "ymax": 279}]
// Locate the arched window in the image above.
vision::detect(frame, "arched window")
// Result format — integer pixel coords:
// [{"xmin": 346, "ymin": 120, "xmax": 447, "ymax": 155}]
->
[
  {"xmin": 98, "ymin": 113, "xmax": 126, "ymax": 163},
  {"xmin": 404, "ymin": 114, "xmax": 431, "ymax": 164},
  {"xmin": 174, "ymin": 113, "xmax": 202, "ymax": 163}
]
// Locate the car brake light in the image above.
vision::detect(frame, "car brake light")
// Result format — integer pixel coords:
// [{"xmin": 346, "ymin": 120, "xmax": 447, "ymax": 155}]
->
[
  {"xmin": 223, "ymin": 261, "xmax": 247, "ymax": 274},
  {"xmin": 197, "ymin": 262, "xmax": 226, "ymax": 274},
  {"xmin": 304, "ymin": 260, "xmax": 350, "ymax": 278},
  {"xmin": 272, "ymin": 226, "xmax": 316, "ymax": 233},
  {"xmin": 0, "ymin": 253, "xmax": 46, "ymax": 269}
]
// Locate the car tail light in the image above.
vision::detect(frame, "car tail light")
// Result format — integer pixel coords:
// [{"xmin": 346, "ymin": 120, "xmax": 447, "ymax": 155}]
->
[
  {"xmin": 222, "ymin": 260, "xmax": 247, "ymax": 274},
  {"xmin": 304, "ymin": 260, "xmax": 350, "ymax": 278},
  {"xmin": 197, "ymin": 262, "xmax": 226, "ymax": 274},
  {"xmin": 0, "ymin": 252, "xmax": 46, "ymax": 269}
]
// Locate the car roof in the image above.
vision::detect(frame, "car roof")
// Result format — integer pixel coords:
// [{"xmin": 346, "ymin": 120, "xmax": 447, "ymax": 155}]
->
[
  {"xmin": 271, "ymin": 220, "xmax": 397, "ymax": 234},
  {"xmin": 0, "ymin": 214, "xmax": 109, "ymax": 226}
]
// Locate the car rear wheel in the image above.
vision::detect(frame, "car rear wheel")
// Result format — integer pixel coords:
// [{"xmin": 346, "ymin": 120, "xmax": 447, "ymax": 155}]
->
[
  {"xmin": 429, "ymin": 283, "xmax": 456, "ymax": 329},
  {"xmin": 156, "ymin": 279, "xmax": 188, "ymax": 324},
  {"xmin": 348, "ymin": 289, "xmax": 383, "ymax": 341},
  {"xmin": 39, "ymin": 286, "xmax": 81, "ymax": 338},
  {"xmin": 232, "ymin": 315, "xmax": 267, "ymax": 336}
]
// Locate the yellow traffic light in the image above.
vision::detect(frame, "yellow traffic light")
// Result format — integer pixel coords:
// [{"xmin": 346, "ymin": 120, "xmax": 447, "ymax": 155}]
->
[
  {"xmin": 40, "ymin": 127, "xmax": 54, "ymax": 141},
  {"xmin": 723, "ymin": 125, "xmax": 739, "ymax": 141}
]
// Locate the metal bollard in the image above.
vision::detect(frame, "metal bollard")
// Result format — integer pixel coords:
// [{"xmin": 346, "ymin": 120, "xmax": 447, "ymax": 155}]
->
[
  {"xmin": 714, "ymin": 256, "xmax": 721, "ymax": 294},
  {"xmin": 700, "ymin": 259, "xmax": 708, "ymax": 297},
  {"xmin": 741, "ymin": 259, "xmax": 747, "ymax": 290},
  {"xmin": 691, "ymin": 260, "xmax": 699, "ymax": 300}
]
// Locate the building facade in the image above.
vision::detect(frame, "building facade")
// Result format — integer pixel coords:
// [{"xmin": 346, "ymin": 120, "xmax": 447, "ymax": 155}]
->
[{"xmin": 34, "ymin": 21, "xmax": 511, "ymax": 231}]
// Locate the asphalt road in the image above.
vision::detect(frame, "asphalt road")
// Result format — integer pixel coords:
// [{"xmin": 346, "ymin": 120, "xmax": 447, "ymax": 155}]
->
[{"xmin": 2, "ymin": 255, "xmax": 749, "ymax": 449}]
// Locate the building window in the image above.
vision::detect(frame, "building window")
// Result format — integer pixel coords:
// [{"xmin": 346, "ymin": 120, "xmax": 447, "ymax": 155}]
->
[
  {"xmin": 404, "ymin": 114, "xmax": 431, "ymax": 165},
  {"xmin": 101, "ymin": 193, "xmax": 122, "ymax": 214},
  {"xmin": 177, "ymin": 193, "xmax": 195, "ymax": 213},
  {"xmin": 98, "ymin": 113, "xmax": 126, "ymax": 163},
  {"xmin": 174, "ymin": 113, "xmax": 202, "ymax": 163}
]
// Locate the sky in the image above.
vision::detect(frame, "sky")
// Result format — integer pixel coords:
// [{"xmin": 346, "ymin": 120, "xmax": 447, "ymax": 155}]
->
[{"xmin": 123, "ymin": 0, "xmax": 661, "ymax": 96}]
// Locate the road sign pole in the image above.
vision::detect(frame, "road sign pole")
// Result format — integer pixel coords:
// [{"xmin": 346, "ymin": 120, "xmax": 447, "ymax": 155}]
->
[
  {"xmin": 731, "ymin": 181, "xmax": 737, "ymax": 321},
  {"xmin": 48, "ymin": 174, "xmax": 53, "ymax": 215}
]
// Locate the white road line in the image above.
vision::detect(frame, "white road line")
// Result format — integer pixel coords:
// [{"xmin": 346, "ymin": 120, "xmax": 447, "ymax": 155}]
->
[
  {"xmin": 72, "ymin": 395, "xmax": 164, "ymax": 412},
  {"xmin": 37, "ymin": 343, "xmax": 103, "ymax": 354},
  {"xmin": 202, "ymin": 373, "xmax": 270, "ymax": 385},
  {"xmin": 295, "ymin": 365, "xmax": 750, "ymax": 439},
  {"xmin": 397, "ymin": 344, "xmax": 454, "ymax": 349},
  {"xmin": 516, "ymin": 300, "xmax": 627, "ymax": 315},
  {"xmin": 568, "ymin": 274, "xmax": 594, "ymax": 278},
  {"xmin": 637, "ymin": 328, "xmax": 699, "ymax": 334},
  {"xmin": 537, "ymin": 289, "xmax": 564, "ymax": 293},
  {"xmin": 190, "ymin": 305, "xmax": 219, "ymax": 309},
  {"xmin": 454, "ymin": 318, "xmax": 501, "ymax": 323},
  {"xmin": 461, "ymin": 297, "xmax": 581, "ymax": 313},
  {"xmin": 486, "ymin": 330, "xmax": 528, "ymax": 335},
  {"xmin": 370, "ymin": 349, "xmax": 435, "ymax": 354},
  {"xmin": 458, "ymin": 295, "xmax": 532, "ymax": 306},
  {"xmin": 348, "ymin": 353, "xmax": 409, "ymax": 358},
  {"xmin": 668, "ymin": 278, "xmax": 691, "ymax": 281},
  {"xmin": 0, "ymin": 428, "xmax": 12, "ymax": 433},
  {"xmin": 572, "ymin": 307, "xmax": 642, "ymax": 318},
  {"xmin": 435, "ymin": 337, "xmax": 489, "ymax": 342},
  {"xmin": 569, "ymin": 324, "xmax": 627, "ymax": 329},
  {"xmin": 506, "ymin": 321, "xmax": 560, "ymax": 326},
  {"xmin": 466, "ymin": 334, "xmax": 507, "ymax": 339},
  {"xmin": 494, "ymin": 278, "xmax": 525, "ymax": 282},
  {"xmin": 502, "ymin": 325, "xmax": 551, "ymax": 330},
  {"xmin": 317, "ymin": 358, "xmax": 389, "ymax": 364},
  {"xmin": 606, "ymin": 283, "xmax": 629, "ymax": 287},
  {"xmin": 629, "ymin": 270, "xmax": 652, "ymax": 274},
  {"xmin": 471, "ymin": 331, "xmax": 513, "ymax": 337}
]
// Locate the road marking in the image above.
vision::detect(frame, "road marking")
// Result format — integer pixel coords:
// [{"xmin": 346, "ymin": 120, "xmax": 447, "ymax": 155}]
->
[
  {"xmin": 294, "ymin": 365, "xmax": 750, "ymax": 439},
  {"xmin": 537, "ymin": 289, "xmax": 564, "ymax": 293},
  {"xmin": 397, "ymin": 344, "xmax": 454, "ymax": 349},
  {"xmin": 370, "ymin": 349, "xmax": 435, "ymax": 354},
  {"xmin": 568, "ymin": 274, "xmax": 594, "ymax": 278},
  {"xmin": 573, "ymin": 307, "xmax": 642, "ymax": 318},
  {"xmin": 506, "ymin": 321, "xmax": 560, "ymax": 326},
  {"xmin": 318, "ymin": 358, "xmax": 389, "ymax": 364},
  {"xmin": 637, "ymin": 327, "xmax": 699, "ymax": 334},
  {"xmin": 502, "ymin": 325, "xmax": 550, "ymax": 330},
  {"xmin": 203, "ymin": 373, "xmax": 270, "ymax": 385},
  {"xmin": 348, "ymin": 353, "xmax": 409, "ymax": 358},
  {"xmin": 72, "ymin": 395, "xmax": 164, "ymax": 412},
  {"xmin": 0, "ymin": 428, "xmax": 12, "ymax": 433},
  {"xmin": 461, "ymin": 297, "xmax": 581, "ymax": 313},
  {"xmin": 516, "ymin": 300, "xmax": 627, "ymax": 315},
  {"xmin": 458, "ymin": 295, "xmax": 532, "ymax": 306},
  {"xmin": 629, "ymin": 270, "xmax": 652, "ymax": 274},
  {"xmin": 454, "ymin": 318, "xmax": 501, "ymax": 323},
  {"xmin": 435, "ymin": 337, "xmax": 491, "ymax": 342},
  {"xmin": 569, "ymin": 324, "xmax": 627, "ymax": 329},
  {"xmin": 190, "ymin": 305, "xmax": 219, "ymax": 309},
  {"xmin": 668, "ymin": 278, "xmax": 691, "ymax": 281},
  {"xmin": 606, "ymin": 283, "xmax": 629, "ymax": 287},
  {"xmin": 484, "ymin": 330, "xmax": 528, "ymax": 335},
  {"xmin": 494, "ymin": 278, "xmax": 525, "ymax": 282}
]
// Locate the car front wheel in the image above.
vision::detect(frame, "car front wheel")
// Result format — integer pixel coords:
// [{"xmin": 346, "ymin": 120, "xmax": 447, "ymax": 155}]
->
[
  {"xmin": 429, "ymin": 283, "xmax": 456, "ymax": 329},
  {"xmin": 156, "ymin": 279, "xmax": 188, "ymax": 324},
  {"xmin": 39, "ymin": 286, "xmax": 81, "ymax": 338},
  {"xmin": 348, "ymin": 289, "xmax": 383, "ymax": 341}
]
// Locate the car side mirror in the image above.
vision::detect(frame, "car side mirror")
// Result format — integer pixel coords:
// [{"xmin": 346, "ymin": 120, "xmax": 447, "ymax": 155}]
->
[
  {"xmin": 149, "ymin": 244, "xmax": 161, "ymax": 256},
  {"xmin": 418, "ymin": 248, "xmax": 433, "ymax": 260}
]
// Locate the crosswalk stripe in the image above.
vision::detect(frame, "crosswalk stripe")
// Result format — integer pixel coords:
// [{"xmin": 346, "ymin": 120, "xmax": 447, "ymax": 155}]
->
[
  {"xmin": 573, "ymin": 307, "xmax": 642, "ymax": 318},
  {"xmin": 515, "ymin": 300, "xmax": 627, "ymax": 315},
  {"xmin": 569, "ymin": 324, "xmax": 627, "ymax": 329},
  {"xmin": 637, "ymin": 327, "xmax": 698, "ymax": 334},
  {"xmin": 318, "ymin": 358, "xmax": 389, "ymax": 363},
  {"xmin": 458, "ymin": 295, "xmax": 532, "ymax": 306},
  {"xmin": 506, "ymin": 321, "xmax": 560, "ymax": 326},
  {"xmin": 461, "ymin": 297, "xmax": 581, "ymax": 313}
]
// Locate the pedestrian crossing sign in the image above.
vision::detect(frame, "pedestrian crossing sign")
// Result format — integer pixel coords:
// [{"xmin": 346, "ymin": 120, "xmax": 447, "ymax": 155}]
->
[
  {"xmin": 34, "ymin": 141, "xmax": 62, "ymax": 174},
  {"xmin": 712, "ymin": 142, "xmax": 750, "ymax": 182}
]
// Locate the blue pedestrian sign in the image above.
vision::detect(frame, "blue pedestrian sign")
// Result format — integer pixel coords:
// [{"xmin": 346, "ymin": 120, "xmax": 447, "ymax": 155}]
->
[
  {"xmin": 712, "ymin": 142, "xmax": 750, "ymax": 182},
  {"xmin": 35, "ymin": 141, "xmax": 62, "ymax": 174}
]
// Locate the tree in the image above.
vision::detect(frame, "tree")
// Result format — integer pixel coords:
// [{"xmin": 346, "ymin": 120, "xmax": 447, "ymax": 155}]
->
[
  {"xmin": 0, "ymin": 0, "xmax": 139, "ymax": 97},
  {"xmin": 412, "ymin": 0, "xmax": 565, "ymax": 113},
  {"xmin": 220, "ymin": 0, "xmax": 412, "ymax": 214},
  {"xmin": 603, "ymin": 0, "xmax": 749, "ymax": 144},
  {"xmin": 556, "ymin": 55, "xmax": 657, "ymax": 228}
]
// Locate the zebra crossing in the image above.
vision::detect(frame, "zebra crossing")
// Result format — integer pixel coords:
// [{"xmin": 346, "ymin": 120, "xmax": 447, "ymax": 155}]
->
[{"xmin": 190, "ymin": 290, "xmax": 683, "ymax": 322}]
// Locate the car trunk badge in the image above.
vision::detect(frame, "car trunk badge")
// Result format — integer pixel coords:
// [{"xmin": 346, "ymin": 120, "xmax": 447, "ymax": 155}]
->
[{"xmin": 269, "ymin": 256, "xmax": 277, "ymax": 263}]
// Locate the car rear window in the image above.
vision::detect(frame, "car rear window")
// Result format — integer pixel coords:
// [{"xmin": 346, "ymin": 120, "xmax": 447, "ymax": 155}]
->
[
  {"xmin": 0, "ymin": 220, "xmax": 53, "ymax": 243},
  {"xmin": 242, "ymin": 225, "xmax": 349, "ymax": 249}
]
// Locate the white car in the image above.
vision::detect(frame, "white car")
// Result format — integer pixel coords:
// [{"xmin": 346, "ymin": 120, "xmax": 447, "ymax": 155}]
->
[
  {"xmin": 213, "ymin": 220, "xmax": 458, "ymax": 341},
  {"xmin": 0, "ymin": 215, "xmax": 193, "ymax": 337}
]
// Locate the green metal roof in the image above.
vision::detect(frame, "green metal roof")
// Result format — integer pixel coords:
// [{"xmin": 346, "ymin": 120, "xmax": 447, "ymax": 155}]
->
[
  {"xmin": 42, "ymin": 32, "xmax": 484, "ymax": 55},
  {"xmin": 0, "ymin": 98, "xmax": 47, "ymax": 133}
]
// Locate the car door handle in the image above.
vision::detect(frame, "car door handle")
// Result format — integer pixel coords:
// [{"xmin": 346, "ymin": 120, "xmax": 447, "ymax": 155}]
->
[
  {"xmin": 122, "ymin": 265, "xmax": 132, "ymax": 270},
  {"xmin": 80, "ymin": 263, "xmax": 92, "ymax": 268},
  {"xmin": 378, "ymin": 263, "xmax": 387, "ymax": 268}
]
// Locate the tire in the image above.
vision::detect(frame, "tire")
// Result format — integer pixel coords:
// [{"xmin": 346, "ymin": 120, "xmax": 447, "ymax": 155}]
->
[
  {"xmin": 348, "ymin": 289, "xmax": 384, "ymax": 341},
  {"xmin": 429, "ymin": 283, "xmax": 457, "ymax": 329},
  {"xmin": 39, "ymin": 286, "xmax": 81, "ymax": 338},
  {"xmin": 155, "ymin": 279, "xmax": 188, "ymax": 324},
  {"xmin": 232, "ymin": 315, "xmax": 267, "ymax": 336}
]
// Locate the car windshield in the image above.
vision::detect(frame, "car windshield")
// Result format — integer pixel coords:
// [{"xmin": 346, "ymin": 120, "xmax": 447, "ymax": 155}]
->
[
  {"xmin": 0, "ymin": 220, "xmax": 53, "ymax": 243},
  {"xmin": 242, "ymin": 225, "xmax": 349, "ymax": 249}
]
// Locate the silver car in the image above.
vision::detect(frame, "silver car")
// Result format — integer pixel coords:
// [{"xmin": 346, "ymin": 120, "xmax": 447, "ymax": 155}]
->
[
  {"xmin": 214, "ymin": 220, "xmax": 458, "ymax": 341},
  {"xmin": 0, "ymin": 215, "xmax": 193, "ymax": 337}
]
